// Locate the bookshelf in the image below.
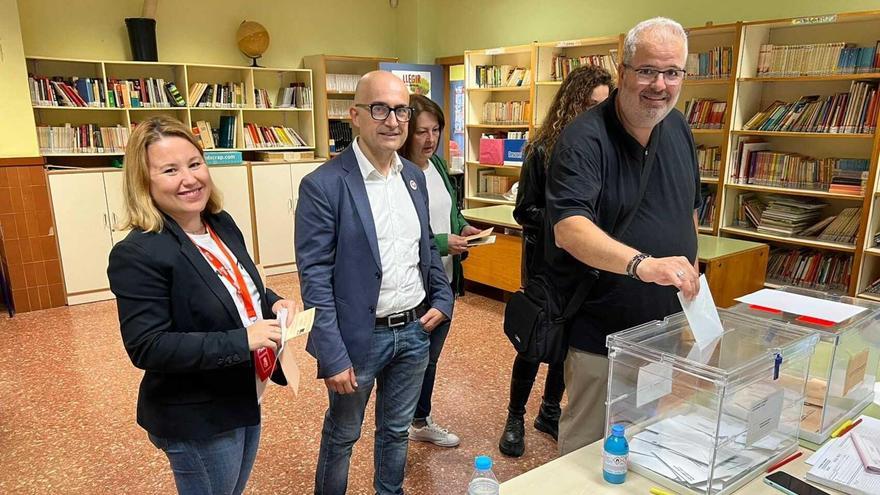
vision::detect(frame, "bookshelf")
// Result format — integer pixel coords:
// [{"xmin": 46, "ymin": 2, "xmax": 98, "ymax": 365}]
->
[
  {"xmin": 303, "ymin": 54, "xmax": 397, "ymax": 158},
  {"xmin": 719, "ymin": 12, "xmax": 880, "ymax": 297},
  {"xmin": 26, "ymin": 57, "xmax": 315, "ymax": 162},
  {"xmin": 463, "ymin": 44, "xmax": 533, "ymax": 208}
]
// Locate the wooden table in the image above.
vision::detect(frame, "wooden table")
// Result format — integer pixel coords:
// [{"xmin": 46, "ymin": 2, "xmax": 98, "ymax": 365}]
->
[{"xmin": 461, "ymin": 205, "xmax": 768, "ymax": 305}]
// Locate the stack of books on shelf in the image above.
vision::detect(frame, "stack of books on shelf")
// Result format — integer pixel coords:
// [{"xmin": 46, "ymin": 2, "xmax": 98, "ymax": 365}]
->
[
  {"xmin": 328, "ymin": 100, "xmax": 351, "ymax": 118},
  {"xmin": 476, "ymin": 169, "xmax": 517, "ymax": 196},
  {"xmin": 863, "ymin": 276, "xmax": 880, "ymax": 295},
  {"xmin": 28, "ymin": 76, "xmax": 105, "ymax": 107},
  {"xmin": 107, "ymin": 78, "xmax": 185, "ymax": 108},
  {"xmin": 698, "ymin": 185, "xmax": 715, "ymax": 227},
  {"xmin": 193, "ymin": 116, "xmax": 236, "ymax": 150},
  {"xmin": 828, "ymin": 160, "xmax": 870, "ymax": 195},
  {"xmin": 474, "ymin": 65, "xmax": 531, "ymax": 88},
  {"xmin": 756, "ymin": 196, "xmax": 826, "ymax": 237},
  {"xmin": 37, "ymin": 123, "xmax": 129, "ymax": 154},
  {"xmin": 734, "ymin": 193, "xmax": 766, "ymax": 227},
  {"xmin": 482, "ymin": 101, "xmax": 530, "ymax": 125},
  {"xmin": 188, "ymin": 82, "xmax": 245, "ymax": 108},
  {"xmin": 329, "ymin": 121, "xmax": 353, "ymax": 152},
  {"xmin": 767, "ymin": 248, "xmax": 852, "ymax": 292},
  {"xmin": 274, "ymin": 83, "xmax": 312, "ymax": 109},
  {"xmin": 683, "ymin": 98, "xmax": 726, "ymax": 129},
  {"xmin": 697, "ymin": 145, "xmax": 721, "ymax": 178},
  {"xmin": 242, "ymin": 123, "xmax": 307, "ymax": 149},
  {"xmin": 742, "ymin": 82, "xmax": 880, "ymax": 134},
  {"xmin": 685, "ymin": 46, "xmax": 733, "ymax": 79},
  {"xmin": 326, "ymin": 74, "xmax": 360, "ymax": 93},
  {"xmin": 814, "ymin": 207, "xmax": 862, "ymax": 244},
  {"xmin": 550, "ymin": 52, "xmax": 617, "ymax": 81},
  {"xmin": 757, "ymin": 42, "xmax": 880, "ymax": 77}
]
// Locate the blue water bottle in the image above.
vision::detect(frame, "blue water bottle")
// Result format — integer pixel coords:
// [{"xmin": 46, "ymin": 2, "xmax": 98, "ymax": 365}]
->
[{"xmin": 603, "ymin": 424, "xmax": 629, "ymax": 484}]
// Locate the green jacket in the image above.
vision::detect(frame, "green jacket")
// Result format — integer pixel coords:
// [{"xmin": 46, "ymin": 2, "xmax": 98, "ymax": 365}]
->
[{"xmin": 428, "ymin": 154, "xmax": 469, "ymax": 295}]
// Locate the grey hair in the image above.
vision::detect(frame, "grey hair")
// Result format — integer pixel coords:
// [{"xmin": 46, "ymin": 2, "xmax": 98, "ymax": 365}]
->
[{"xmin": 622, "ymin": 17, "xmax": 688, "ymax": 65}]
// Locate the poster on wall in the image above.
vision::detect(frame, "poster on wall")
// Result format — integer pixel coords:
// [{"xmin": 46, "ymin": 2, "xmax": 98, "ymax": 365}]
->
[
  {"xmin": 392, "ymin": 70, "xmax": 433, "ymax": 98},
  {"xmin": 449, "ymin": 79, "xmax": 465, "ymax": 172},
  {"xmin": 380, "ymin": 62, "xmax": 445, "ymax": 158}
]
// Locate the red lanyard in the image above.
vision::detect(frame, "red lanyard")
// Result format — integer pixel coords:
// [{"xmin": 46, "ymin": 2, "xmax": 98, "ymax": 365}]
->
[{"xmin": 192, "ymin": 224, "xmax": 258, "ymax": 323}]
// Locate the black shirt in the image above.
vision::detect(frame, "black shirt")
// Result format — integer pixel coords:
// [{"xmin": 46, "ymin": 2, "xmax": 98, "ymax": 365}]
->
[{"xmin": 545, "ymin": 89, "xmax": 701, "ymax": 355}]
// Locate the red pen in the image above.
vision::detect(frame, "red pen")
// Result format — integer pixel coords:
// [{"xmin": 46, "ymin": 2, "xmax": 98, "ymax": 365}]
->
[
  {"xmin": 838, "ymin": 418, "xmax": 863, "ymax": 437},
  {"xmin": 766, "ymin": 451, "xmax": 803, "ymax": 473}
]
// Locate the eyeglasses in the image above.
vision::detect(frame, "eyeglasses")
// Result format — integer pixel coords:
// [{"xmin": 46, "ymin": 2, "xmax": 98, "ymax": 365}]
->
[
  {"xmin": 624, "ymin": 64, "xmax": 686, "ymax": 84},
  {"xmin": 354, "ymin": 103, "xmax": 414, "ymax": 122}
]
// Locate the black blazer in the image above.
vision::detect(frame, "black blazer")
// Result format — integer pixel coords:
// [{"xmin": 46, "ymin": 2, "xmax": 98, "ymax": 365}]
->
[{"xmin": 108, "ymin": 210, "xmax": 284, "ymax": 440}]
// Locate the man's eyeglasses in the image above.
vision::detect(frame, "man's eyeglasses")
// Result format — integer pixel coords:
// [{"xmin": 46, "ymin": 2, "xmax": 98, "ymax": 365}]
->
[
  {"xmin": 624, "ymin": 64, "xmax": 686, "ymax": 84},
  {"xmin": 354, "ymin": 103, "xmax": 414, "ymax": 122}
]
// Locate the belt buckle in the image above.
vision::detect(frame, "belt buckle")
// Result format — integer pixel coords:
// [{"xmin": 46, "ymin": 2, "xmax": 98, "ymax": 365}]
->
[{"xmin": 387, "ymin": 312, "xmax": 407, "ymax": 328}]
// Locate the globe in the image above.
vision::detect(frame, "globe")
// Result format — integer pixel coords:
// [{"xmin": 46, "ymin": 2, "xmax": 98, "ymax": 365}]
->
[{"xmin": 237, "ymin": 21, "xmax": 270, "ymax": 64}]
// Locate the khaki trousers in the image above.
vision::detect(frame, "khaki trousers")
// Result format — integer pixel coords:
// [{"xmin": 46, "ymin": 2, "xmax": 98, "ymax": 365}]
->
[{"xmin": 558, "ymin": 347, "xmax": 610, "ymax": 456}]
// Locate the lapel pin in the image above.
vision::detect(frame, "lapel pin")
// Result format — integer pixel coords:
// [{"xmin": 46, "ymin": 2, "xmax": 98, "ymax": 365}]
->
[{"xmin": 409, "ymin": 179, "xmax": 417, "ymax": 190}]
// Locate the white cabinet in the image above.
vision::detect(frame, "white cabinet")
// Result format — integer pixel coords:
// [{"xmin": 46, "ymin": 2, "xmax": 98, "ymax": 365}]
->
[
  {"xmin": 209, "ymin": 165, "xmax": 255, "ymax": 257},
  {"xmin": 251, "ymin": 161, "xmax": 322, "ymax": 275},
  {"xmin": 49, "ymin": 170, "xmax": 120, "ymax": 304}
]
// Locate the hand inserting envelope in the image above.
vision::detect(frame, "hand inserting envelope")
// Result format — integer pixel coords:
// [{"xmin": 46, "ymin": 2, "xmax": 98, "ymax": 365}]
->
[
  {"xmin": 257, "ymin": 306, "xmax": 315, "ymax": 401},
  {"xmin": 678, "ymin": 275, "xmax": 724, "ymax": 361}
]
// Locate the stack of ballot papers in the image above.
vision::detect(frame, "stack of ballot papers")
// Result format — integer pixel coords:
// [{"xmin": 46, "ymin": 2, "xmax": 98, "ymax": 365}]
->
[
  {"xmin": 805, "ymin": 415, "xmax": 880, "ymax": 495},
  {"xmin": 628, "ymin": 410, "xmax": 792, "ymax": 492}
]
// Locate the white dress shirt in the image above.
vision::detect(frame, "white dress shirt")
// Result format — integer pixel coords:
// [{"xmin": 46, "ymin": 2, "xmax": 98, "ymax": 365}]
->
[{"xmin": 352, "ymin": 137, "xmax": 426, "ymax": 317}]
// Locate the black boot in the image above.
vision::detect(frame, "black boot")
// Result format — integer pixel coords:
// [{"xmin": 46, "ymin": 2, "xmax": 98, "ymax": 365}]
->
[
  {"xmin": 534, "ymin": 400, "xmax": 561, "ymax": 441},
  {"xmin": 499, "ymin": 413, "xmax": 525, "ymax": 457}
]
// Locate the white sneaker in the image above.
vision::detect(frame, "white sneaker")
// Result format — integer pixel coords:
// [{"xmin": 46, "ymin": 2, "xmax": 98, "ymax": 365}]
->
[{"xmin": 408, "ymin": 416, "xmax": 460, "ymax": 447}]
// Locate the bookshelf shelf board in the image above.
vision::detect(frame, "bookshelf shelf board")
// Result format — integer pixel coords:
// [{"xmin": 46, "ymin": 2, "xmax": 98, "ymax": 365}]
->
[
  {"xmin": 721, "ymin": 226, "xmax": 857, "ymax": 252},
  {"xmin": 327, "ymin": 91, "xmax": 356, "ymax": 96},
  {"xmin": 725, "ymin": 183, "xmax": 864, "ymax": 200},
  {"xmin": 700, "ymin": 176, "xmax": 720, "ymax": 184},
  {"xmin": 698, "ymin": 226, "xmax": 714, "ymax": 234},
  {"xmin": 467, "ymin": 123, "xmax": 530, "ymax": 129},
  {"xmin": 467, "ymin": 86, "xmax": 530, "ymax": 93},
  {"xmin": 465, "ymin": 196, "xmax": 515, "ymax": 206},
  {"xmin": 731, "ymin": 130, "xmax": 874, "ymax": 139},
  {"xmin": 535, "ymin": 35, "xmax": 620, "ymax": 49},
  {"xmin": 739, "ymin": 73, "xmax": 880, "ymax": 83},
  {"xmin": 466, "ymin": 161, "xmax": 522, "ymax": 169},
  {"xmin": 684, "ymin": 78, "xmax": 733, "ymax": 86},
  {"xmin": 32, "ymin": 106, "xmax": 125, "ymax": 111},
  {"xmin": 241, "ymin": 147, "xmax": 315, "ymax": 152},
  {"xmin": 858, "ymin": 292, "xmax": 880, "ymax": 302},
  {"xmin": 187, "ymin": 106, "xmax": 247, "ymax": 111},
  {"xmin": 243, "ymin": 108, "xmax": 313, "ymax": 112},
  {"xmin": 328, "ymin": 116, "xmax": 351, "ymax": 120},
  {"xmin": 536, "ymin": 81, "xmax": 564, "ymax": 86},
  {"xmin": 42, "ymin": 152, "xmax": 124, "ymax": 156},
  {"xmin": 125, "ymin": 107, "xmax": 186, "ymax": 111},
  {"xmin": 765, "ymin": 281, "xmax": 784, "ymax": 290},
  {"xmin": 864, "ymin": 247, "xmax": 880, "ymax": 256},
  {"xmin": 691, "ymin": 128, "xmax": 724, "ymax": 135}
]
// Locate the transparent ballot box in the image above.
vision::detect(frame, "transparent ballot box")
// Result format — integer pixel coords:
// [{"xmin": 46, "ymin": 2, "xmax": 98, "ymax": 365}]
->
[
  {"xmin": 605, "ymin": 310, "xmax": 818, "ymax": 495},
  {"xmin": 727, "ymin": 287, "xmax": 880, "ymax": 443}
]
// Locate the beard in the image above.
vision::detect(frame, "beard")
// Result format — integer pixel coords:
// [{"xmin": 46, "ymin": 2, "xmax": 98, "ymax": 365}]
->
[{"xmin": 618, "ymin": 88, "xmax": 678, "ymax": 128}]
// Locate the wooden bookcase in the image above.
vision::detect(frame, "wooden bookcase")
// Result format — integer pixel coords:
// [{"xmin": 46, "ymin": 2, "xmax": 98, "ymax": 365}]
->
[
  {"xmin": 463, "ymin": 44, "xmax": 534, "ymax": 208},
  {"xmin": 302, "ymin": 54, "xmax": 397, "ymax": 159},
  {"xmin": 26, "ymin": 57, "xmax": 315, "ymax": 162},
  {"xmin": 720, "ymin": 11, "xmax": 880, "ymax": 297}
]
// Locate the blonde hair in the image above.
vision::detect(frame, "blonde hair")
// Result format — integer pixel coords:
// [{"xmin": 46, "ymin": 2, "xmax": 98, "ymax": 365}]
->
[{"xmin": 121, "ymin": 116, "xmax": 222, "ymax": 233}]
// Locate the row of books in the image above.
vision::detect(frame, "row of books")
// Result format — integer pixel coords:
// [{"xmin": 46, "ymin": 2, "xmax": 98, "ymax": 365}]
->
[
  {"xmin": 476, "ymin": 169, "xmax": 517, "ymax": 195},
  {"xmin": 329, "ymin": 121, "xmax": 353, "ymax": 152},
  {"xmin": 743, "ymin": 81, "xmax": 880, "ymax": 134},
  {"xmin": 242, "ymin": 123, "xmax": 308, "ymax": 149},
  {"xmin": 254, "ymin": 84, "xmax": 312, "ymax": 109},
  {"xmin": 683, "ymin": 98, "xmax": 726, "ymax": 129},
  {"xmin": 193, "ymin": 116, "xmax": 236, "ymax": 150},
  {"xmin": 29, "ymin": 76, "xmax": 105, "ymax": 107},
  {"xmin": 328, "ymin": 99, "xmax": 352, "ymax": 119},
  {"xmin": 735, "ymin": 194, "xmax": 860, "ymax": 243},
  {"xmin": 862, "ymin": 275, "xmax": 880, "ymax": 295},
  {"xmin": 698, "ymin": 185, "xmax": 715, "ymax": 228},
  {"xmin": 105, "ymin": 78, "xmax": 186, "ymax": 108},
  {"xmin": 37, "ymin": 123, "xmax": 129, "ymax": 154},
  {"xmin": 549, "ymin": 53, "xmax": 616, "ymax": 81},
  {"xmin": 756, "ymin": 42, "xmax": 880, "ymax": 77},
  {"xmin": 696, "ymin": 145, "xmax": 721, "ymax": 177},
  {"xmin": 814, "ymin": 207, "xmax": 862, "ymax": 244},
  {"xmin": 326, "ymin": 74, "xmax": 360, "ymax": 93},
  {"xmin": 767, "ymin": 248, "xmax": 852, "ymax": 292},
  {"xmin": 731, "ymin": 142, "xmax": 869, "ymax": 193},
  {"xmin": 188, "ymin": 82, "xmax": 246, "ymax": 108},
  {"xmin": 482, "ymin": 101, "xmax": 531, "ymax": 125},
  {"xmin": 685, "ymin": 46, "xmax": 733, "ymax": 79},
  {"xmin": 474, "ymin": 65, "xmax": 531, "ymax": 88}
]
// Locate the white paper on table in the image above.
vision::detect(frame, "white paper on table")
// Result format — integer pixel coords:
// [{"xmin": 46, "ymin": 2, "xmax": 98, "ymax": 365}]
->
[
  {"xmin": 636, "ymin": 361, "xmax": 673, "ymax": 408},
  {"xmin": 678, "ymin": 275, "xmax": 724, "ymax": 350},
  {"xmin": 745, "ymin": 388, "xmax": 784, "ymax": 447},
  {"xmin": 735, "ymin": 289, "xmax": 866, "ymax": 324},
  {"xmin": 807, "ymin": 436, "xmax": 880, "ymax": 495}
]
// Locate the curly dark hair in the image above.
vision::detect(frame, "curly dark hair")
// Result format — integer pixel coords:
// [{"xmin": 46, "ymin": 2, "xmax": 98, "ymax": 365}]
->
[
  {"xmin": 526, "ymin": 64, "xmax": 614, "ymax": 168},
  {"xmin": 399, "ymin": 94, "xmax": 445, "ymax": 163}
]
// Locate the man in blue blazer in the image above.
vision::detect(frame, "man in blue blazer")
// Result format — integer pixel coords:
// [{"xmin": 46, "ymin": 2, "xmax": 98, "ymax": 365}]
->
[{"xmin": 295, "ymin": 71, "xmax": 454, "ymax": 495}]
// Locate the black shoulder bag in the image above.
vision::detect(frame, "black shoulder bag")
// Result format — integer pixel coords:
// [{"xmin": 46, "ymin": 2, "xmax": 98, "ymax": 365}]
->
[{"xmin": 502, "ymin": 140, "xmax": 659, "ymax": 364}]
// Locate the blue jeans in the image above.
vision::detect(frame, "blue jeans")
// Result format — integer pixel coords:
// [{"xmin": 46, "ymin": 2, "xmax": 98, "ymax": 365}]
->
[
  {"xmin": 314, "ymin": 320, "xmax": 430, "ymax": 495},
  {"xmin": 414, "ymin": 319, "xmax": 451, "ymax": 420},
  {"xmin": 148, "ymin": 423, "xmax": 260, "ymax": 495}
]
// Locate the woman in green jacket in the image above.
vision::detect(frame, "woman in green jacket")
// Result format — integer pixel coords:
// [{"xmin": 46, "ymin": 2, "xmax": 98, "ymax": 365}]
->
[{"xmin": 399, "ymin": 94, "xmax": 481, "ymax": 448}]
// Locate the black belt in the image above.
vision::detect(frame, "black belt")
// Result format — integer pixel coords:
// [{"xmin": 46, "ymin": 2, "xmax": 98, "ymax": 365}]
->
[{"xmin": 375, "ymin": 302, "xmax": 429, "ymax": 328}]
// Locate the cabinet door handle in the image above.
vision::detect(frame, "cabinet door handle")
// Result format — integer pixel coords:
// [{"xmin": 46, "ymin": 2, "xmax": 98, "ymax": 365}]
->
[
  {"xmin": 288, "ymin": 198, "xmax": 293, "ymax": 211},
  {"xmin": 111, "ymin": 213, "xmax": 119, "ymax": 231},
  {"xmin": 103, "ymin": 213, "xmax": 109, "ymax": 229}
]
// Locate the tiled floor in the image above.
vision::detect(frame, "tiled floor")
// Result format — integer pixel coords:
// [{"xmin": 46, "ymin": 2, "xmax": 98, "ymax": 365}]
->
[{"xmin": 0, "ymin": 274, "xmax": 560, "ymax": 494}]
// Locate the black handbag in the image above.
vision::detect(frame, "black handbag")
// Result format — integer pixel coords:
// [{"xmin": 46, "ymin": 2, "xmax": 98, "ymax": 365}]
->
[{"xmin": 503, "ymin": 137, "xmax": 659, "ymax": 364}]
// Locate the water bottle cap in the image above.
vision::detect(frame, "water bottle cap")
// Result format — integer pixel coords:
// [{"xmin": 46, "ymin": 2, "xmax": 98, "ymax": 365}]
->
[
  {"xmin": 475, "ymin": 455, "xmax": 493, "ymax": 470},
  {"xmin": 611, "ymin": 424, "xmax": 625, "ymax": 437}
]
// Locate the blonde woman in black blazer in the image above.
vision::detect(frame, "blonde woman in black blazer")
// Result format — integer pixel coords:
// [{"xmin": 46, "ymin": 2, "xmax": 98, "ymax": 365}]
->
[{"xmin": 108, "ymin": 116, "xmax": 298, "ymax": 495}]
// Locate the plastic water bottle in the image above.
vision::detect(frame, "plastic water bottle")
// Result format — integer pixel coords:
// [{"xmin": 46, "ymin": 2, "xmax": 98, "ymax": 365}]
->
[
  {"xmin": 603, "ymin": 424, "xmax": 629, "ymax": 484},
  {"xmin": 467, "ymin": 455, "xmax": 499, "ymax": 495}
]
